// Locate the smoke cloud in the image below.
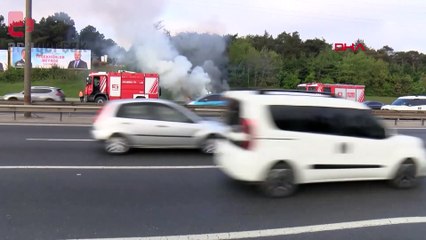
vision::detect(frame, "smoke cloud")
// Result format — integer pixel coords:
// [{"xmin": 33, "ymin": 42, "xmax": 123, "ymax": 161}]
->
[
  {"xmin": 132, "ymin": 27, "xmax": 227, "ymax": 100},
  {"xmin": 88, "ymin": 0, "xmax": 229, "ymax": 100}
]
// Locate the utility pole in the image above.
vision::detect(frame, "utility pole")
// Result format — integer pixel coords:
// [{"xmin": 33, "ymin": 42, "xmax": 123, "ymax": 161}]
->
[{"xmin": 24, "ymin": 0, "xmax": 32, "ymax": 117}]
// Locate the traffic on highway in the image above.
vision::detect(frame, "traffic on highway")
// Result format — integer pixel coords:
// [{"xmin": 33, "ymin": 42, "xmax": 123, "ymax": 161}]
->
[
  {"xmin": 2, "ymin": 90, "xmax": 426, "ymax": 240},
  {"xmin": 2, "ymin": 0, "xmax": 426, "ymax": 239}
]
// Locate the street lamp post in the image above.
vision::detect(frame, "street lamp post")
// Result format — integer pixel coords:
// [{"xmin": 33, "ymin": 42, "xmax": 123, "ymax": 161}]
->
[{"xmin": 24, "ymin": 0, "xmax": 32, "ymax": 117}]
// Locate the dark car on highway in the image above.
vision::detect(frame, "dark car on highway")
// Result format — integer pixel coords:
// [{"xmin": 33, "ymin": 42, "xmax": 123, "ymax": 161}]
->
[{"xmin": 363, "ymin": 101, "xmax": 384, "ymax": 110}]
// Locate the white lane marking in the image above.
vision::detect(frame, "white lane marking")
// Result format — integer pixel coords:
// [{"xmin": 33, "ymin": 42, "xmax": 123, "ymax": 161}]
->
[
  {"xmin": 26, "ymin": 138, "xmax": 95, "ymax": 142},
  {"xmin": 0, "ymin": 165, "xmax": 218, "ymax": 170},
  {"xmin": 67, "ymin": 216, "xmax": 426, "ymax": 240}
]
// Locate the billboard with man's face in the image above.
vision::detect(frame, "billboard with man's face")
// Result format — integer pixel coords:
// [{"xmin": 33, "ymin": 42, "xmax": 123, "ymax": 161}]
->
[
  {"xmin": 9, "ymin": 47, "xmax": 91, "ymax": 69},
  {"xmin": 0, "ymin": 50, "xmax": 8, "ymax": 72}
]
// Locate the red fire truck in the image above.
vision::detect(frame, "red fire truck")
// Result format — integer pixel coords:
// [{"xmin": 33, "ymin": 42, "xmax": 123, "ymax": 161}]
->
[
  {"xmin": 84, "ymin": 70, "xmax": 160, "ymax": 103},
  {"xmin": 297, "ymin": 83, "xmax": 365, "ymax": 102}
]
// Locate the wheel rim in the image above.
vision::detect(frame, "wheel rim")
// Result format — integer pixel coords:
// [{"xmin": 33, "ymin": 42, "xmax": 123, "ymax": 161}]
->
[
  {"xmin": 265, "ymin": 168, "xmax": 294, "ymax": 197},
  {"xmin": 97, "ymin": 99, "xmax": 105, "ymax": 104},
  {"xmin": 202, "ymin": 138, "xmax": 216, "ymax": 153},
  {"xmin": 105, "ymin": 137, "xmax": 128, "ymax": 153}
]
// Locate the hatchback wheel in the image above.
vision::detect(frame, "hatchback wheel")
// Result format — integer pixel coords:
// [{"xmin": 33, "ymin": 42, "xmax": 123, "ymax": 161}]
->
[
  {"xmin": 390, "ymin": 160, "xmax": 417, "ymax": 189},
  {"xmin": 261, "ymin": 163, "xmax": 297, "ymax": 198},
  {"xmin": 200, "ymin": 136, "xmax": 216, "ymax": 154},
  {"xmin": 105, "ymin": 136, "xmax": 129, "ymax": 154}
]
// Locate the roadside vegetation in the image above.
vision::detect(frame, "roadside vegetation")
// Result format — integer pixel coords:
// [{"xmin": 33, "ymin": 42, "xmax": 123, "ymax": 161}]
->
[{"xmin": 1, "ymin": 13, "xmax": 426, "ymax": 99}]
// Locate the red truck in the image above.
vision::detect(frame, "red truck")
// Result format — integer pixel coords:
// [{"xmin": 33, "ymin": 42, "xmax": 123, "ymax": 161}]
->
[
  {"xmin": 84, "ymin": 70, "xmax": 160, "ymax": 103},
  {"xmin": 297, "ymin": 83, "xmax": 365, "ymax": 102}
]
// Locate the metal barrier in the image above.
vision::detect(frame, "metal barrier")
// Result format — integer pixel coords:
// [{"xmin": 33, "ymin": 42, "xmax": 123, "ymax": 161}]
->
[
  {"xmin": 372, "ymin": 110, "xmax": 426, "ymax": 126},
  {"xmin": 1, "ymin": 104, "xmax": 426, "ymax": 125},
  {"xmin": 0, "ymin": 105, "xmax": 100, "ymax": 121}
]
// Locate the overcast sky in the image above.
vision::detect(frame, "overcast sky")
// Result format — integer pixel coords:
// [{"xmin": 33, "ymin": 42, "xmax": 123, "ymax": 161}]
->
[{"xmin": 1, "ymin": 0, "xmax": 425, "ymax": 53}]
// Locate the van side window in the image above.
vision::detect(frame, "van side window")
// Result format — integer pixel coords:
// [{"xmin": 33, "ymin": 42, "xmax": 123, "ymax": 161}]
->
[
  {"xmin": 269, "ymin": 106, "xmax": 386, "ymax": 139},
  {"xmin": 269, "ymin": 106, "xmax": 337, "ymax": 135},
  {"xmin": 339, "ymin": 109, "xmax": 386, "ymax": 139}
]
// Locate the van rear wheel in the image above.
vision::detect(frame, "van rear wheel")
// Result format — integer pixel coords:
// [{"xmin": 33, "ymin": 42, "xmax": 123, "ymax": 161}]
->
[{"xmin": 261, "ymin": 163, "xmax": 297, "ymax": 198}]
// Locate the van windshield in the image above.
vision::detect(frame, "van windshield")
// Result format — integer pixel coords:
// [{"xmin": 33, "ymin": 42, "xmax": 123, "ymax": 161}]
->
[{"xmin": 391, "ymin": 99, "xmax": 409, "ymax": 106}]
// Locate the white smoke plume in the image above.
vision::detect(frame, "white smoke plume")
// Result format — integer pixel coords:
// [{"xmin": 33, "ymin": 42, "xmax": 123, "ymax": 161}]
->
[
  {"xmin": 87, "ymin": 0, "xmax": 228, "ymax": 100},
  {"xmin": 171, "ymin": 32, "xmax": 230, "ymax": 93},
  {"xmin": 132, "ymin": 27, "xmax": 214, "ymax": 100}
]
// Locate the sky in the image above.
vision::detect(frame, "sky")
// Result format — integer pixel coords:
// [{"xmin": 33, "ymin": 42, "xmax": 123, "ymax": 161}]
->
[{"xmin": 1, "ymin": 0, "xmax": 426, "ymax": 53}]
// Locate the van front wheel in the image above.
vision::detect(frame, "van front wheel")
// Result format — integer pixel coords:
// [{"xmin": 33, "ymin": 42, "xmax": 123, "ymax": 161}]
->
[
  {"xmin": 390, "ymin": 160, "xmax": 417, "ymax": 189},
  {"xmin": 261, "ymin": 163, "xmax": 297, "ymax": 198}
]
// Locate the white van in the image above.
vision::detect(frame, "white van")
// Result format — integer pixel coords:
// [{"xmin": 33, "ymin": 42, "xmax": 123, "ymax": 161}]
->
[
  {"xmin": 381, "ymin": 96, "xmax": 426, "ymax": 111},
  {"xmin": 214, "ymin": 90, "xmax": 426, "ymax": 197}
]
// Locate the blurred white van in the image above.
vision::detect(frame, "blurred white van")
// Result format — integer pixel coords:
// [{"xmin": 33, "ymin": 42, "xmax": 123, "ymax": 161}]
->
[{"xmin": 214, "ymin": 90, "xmax": 426, "ymax": 197}]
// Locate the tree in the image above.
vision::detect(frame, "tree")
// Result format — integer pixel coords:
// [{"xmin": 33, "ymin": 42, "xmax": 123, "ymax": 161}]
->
[{"xmin": 32, "ymin": 12, "xmax": 78, "ymax": 48}]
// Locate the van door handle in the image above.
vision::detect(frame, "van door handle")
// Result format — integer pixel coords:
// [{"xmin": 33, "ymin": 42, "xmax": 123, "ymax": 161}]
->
[
  {"xmin": 156, "ymin": 125, "xmax": 168, "ymax": 128},
  {"xmin": 339, "ymin": 142, "xmax": 348, "ymax": 153}
]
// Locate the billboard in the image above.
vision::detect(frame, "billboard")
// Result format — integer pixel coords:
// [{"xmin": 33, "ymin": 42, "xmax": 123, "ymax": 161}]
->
[
  {"xmin": 9, "ymin": 47, "xmax": 91, "ymax": 69},
  {"xmin": 0, "ymin": 50, "xmax": 8, "ymax": 71}
]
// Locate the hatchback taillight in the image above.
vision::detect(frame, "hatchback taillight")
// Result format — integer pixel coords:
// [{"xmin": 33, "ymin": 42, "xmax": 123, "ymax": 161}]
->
[{"xmin": 94, "ymin": 104, "xmax": 111, "ymax": 123}]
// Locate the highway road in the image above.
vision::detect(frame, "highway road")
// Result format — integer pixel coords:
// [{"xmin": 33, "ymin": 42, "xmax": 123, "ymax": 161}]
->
[{"xmin": 1, "ymin": 124, "xmax": 426, "ymax": 240}]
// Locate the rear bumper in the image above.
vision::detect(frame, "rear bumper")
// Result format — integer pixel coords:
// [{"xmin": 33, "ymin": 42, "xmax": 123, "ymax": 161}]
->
[
  {"xmin": 91, "ymin": 128, "xmax": 111, "ymax": 141},
  {"xmin": 214, "ymin": 139, "xmax": 265, "ymax": 182}
]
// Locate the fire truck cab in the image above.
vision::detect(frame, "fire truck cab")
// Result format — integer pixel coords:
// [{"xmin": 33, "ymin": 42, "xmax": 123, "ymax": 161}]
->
[
  {"xmin": 84, "ymin": 70, "xmax": 160, "ymax": 103},
  {"xmin": 297, "ymin": 83, "xmax": 365, "ymax": 102}
]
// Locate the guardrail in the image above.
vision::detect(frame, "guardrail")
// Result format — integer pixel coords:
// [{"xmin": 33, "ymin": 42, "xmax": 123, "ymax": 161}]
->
[
  {"xmin": 0, "ymin": 105, "xmax": 101, "ymax": 121},
  {"xmin": 0, "ymin": 100, "xmax": 100, "ymax": 106},
  {"xmin": 1, "ymin": 103, "xmax": 426, "ymax": 125},
  {"xmin": 372, "ymin": 110, "xmax": 426, "ymax": 125},
  {"xmin": 0, "ymin": 104, "xmax": 227, "ymax": 122}
]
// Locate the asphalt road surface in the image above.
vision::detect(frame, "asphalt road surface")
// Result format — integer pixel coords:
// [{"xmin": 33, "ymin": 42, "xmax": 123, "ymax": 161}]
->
[{"xmin": 1, "ymin": 124, "xmax": 426, "ymax": 240}]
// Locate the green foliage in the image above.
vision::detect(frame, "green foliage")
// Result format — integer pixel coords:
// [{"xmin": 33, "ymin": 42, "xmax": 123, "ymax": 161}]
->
[
  {"xmin": 227, "ymin": 31, "xmax": 426, "ymax": 96},
  {"xmin": 2, "ymin": 11, "xmax": 426, "ymax": 97}
]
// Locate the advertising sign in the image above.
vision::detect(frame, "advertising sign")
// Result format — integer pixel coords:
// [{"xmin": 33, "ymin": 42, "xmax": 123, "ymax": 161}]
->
[
  {"xmin": 0, "ymin": 50, "xmax": 8, "ymax": 72},
  {"xmin": 10, "ymin": 47, "xmax": 91, "ymax": 69}
]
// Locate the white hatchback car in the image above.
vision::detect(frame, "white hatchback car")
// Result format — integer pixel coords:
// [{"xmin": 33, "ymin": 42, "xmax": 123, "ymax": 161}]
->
[
  {"xmin": 214, "ymin": 90, "xmax": 426, "ymax": 197},
  {"xmin": 91, "ymin": 99, "xmax": 227, "ymax": 154},
  {"xmin": 381, "ymin": 96, "xmax": 426, "ymax": 111}
]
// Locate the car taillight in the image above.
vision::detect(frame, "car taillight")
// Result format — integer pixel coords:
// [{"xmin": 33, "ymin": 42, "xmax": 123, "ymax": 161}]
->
[
  {"xmin": 240, "ymin": 118, "xmax": 254, "ymax": 150},
  {"xmin": 94, "ymin": 105, "xmax": 111, "ymax": 123}
]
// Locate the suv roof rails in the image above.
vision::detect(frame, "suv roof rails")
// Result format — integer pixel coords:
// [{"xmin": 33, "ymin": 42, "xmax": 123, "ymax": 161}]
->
[{"xmin": 257, "ymin": 89, "xmax": 336, "ymax": 97}]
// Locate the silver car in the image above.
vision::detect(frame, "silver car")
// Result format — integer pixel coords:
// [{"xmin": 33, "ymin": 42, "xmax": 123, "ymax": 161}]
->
[
  {"xmin": 3, "ymin": 86, "xmax": 66, "ymax": 102},
  {"xmin": 91, "ymin": 99, "xmax": 228, "ymax": 154}
]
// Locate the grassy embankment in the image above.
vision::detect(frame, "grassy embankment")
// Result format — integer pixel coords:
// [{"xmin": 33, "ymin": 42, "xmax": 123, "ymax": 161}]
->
[
  {"xmin": 0, "ymin": 66, "xmax": 120, "ymax": 98},
  {"xmin": 0, "ymin": 68, "xmax": 399, "ymax": 102}
]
